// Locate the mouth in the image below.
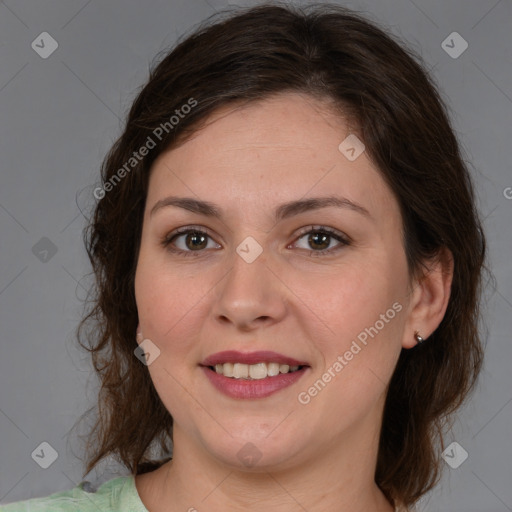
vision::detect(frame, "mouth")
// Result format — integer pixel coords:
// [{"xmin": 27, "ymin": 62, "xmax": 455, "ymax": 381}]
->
[
  {"xmin": 200, "ymin": 350, "xmax": 310, "ymax": 399},
  {"xmin": 207, "ymin": 361, "xmax": 305, "ymax": 380}
]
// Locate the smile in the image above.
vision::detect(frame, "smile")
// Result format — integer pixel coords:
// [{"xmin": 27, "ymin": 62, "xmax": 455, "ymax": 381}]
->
[
  {"xmin": 200, "ymin": 350, "xmax": 310, "ymax": 399},
  {"xmin": 211, "ymin": 362, "xmax": 302, "ymax": 379}
]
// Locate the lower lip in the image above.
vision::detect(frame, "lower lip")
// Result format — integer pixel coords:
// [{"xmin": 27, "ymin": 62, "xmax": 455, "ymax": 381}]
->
[{"xmin": 201, "ymin": 366, "xmax": 308, "ymax": 399}]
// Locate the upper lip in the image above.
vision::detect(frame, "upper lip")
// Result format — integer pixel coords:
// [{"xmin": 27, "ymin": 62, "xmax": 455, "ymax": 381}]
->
[{"xmin": 201, "ymin": 350, "xmax": 309, "ymax": 367}]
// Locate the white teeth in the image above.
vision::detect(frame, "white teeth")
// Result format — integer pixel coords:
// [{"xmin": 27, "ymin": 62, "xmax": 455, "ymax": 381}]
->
[
  {"xmin": 223, "ymin": 362, "xmax": 234, "ymax": 377},
  {"xmin": 213, "ymin": 362, "xmax": 303, "ymax": 379},
  {"xmin": 267, "ymin": 362, "xmax": 280, "ymax": 377},
  {"xmin": 233, "ymin": 363, "xmax": 249, "ymax": 379},
  {"xmin": 249, "ymin": 363, "xmax": 267, "ymax": 379}
]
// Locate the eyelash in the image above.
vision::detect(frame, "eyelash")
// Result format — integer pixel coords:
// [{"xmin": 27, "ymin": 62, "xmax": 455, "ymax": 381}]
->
[{"xmin": 160, "ymin": 225, "xmax": 351, "ymax": 258}]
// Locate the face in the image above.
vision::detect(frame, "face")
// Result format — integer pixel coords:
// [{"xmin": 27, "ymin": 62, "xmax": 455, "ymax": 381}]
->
[{"xmin": 134, "ymin": 92, "xmax": 413, "ymax": 471}]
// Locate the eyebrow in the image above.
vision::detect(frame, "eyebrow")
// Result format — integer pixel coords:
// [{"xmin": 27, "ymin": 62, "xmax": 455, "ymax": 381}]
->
[{"xmin": 150, "ymin": 195, "xmax": 371, "ymax": 221}]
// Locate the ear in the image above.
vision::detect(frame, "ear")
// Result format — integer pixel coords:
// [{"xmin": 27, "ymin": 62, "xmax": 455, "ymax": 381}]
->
[
  {"xmin": 136, "ymin": 323, "xmax": 143, "ymax": 344},
  {"xmin": 402, "ymin": 247, "xmax": 454, "ymax": 349}
]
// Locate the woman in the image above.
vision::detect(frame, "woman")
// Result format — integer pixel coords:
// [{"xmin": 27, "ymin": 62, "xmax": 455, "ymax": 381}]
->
[{"xmin": 1, "ymin": 2, "xmax": 486, "ymax": 511}]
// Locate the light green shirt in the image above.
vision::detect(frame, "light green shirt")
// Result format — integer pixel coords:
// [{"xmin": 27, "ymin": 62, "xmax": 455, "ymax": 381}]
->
[
  {"xmin": 1, "ymin": 476, "xmax": 409, "ymax": 511},
  {"xmin": 0, "ymin": 476, "xmax": 148, "ymax": 512}
]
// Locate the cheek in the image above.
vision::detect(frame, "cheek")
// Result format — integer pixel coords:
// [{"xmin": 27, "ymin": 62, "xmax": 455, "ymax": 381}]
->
[
  {"xmin": 135, "ymin": 248, "xmax": 205, "ymax": 341},
  {"xmin": 300, "ymin": 259, "xmax": 407, "ymax": 416},
  {"xmin": 135, "ymin": 256, "xmax": 208, "ymax": 422},
  {"xmin": 297, "ymin": 270, "xmax": 405, "ymax": 432},
  {"xmin": 306, "ymin": 257, "xmax": 407, "ymax": 353}
]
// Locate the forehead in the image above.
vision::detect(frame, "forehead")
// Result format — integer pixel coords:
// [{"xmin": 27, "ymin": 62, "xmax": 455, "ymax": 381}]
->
[
  {"xmin": 147, "ymin": 92, "xmax": 400, "ymax": 228},
  {"xmin": 169, "ymin": 92, "xmax": 350, "ymax": 157}
]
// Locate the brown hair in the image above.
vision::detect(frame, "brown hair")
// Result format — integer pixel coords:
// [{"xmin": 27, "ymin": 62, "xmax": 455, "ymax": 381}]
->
[{"xmin": 76, "ymin": 2, "xmax": 486, "ymax": 509}]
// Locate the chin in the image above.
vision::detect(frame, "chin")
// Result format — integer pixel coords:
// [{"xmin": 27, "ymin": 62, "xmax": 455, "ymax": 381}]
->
[{"xmin": 200, "ymin": 426, "xmax": 308, "ymax": 472}]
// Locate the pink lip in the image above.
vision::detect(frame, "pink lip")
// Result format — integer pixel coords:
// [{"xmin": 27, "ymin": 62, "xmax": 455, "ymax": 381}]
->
[
  {"xmin": 200, "ymin": 351, "xmax": 310, "ymax": 399},
  {"xmin": 201, "ymin": 366, "xmax": 309, "ymax": 399},
  {"xmin": 201, "ymin": 350, "xmax": 309, "ymax": 367}
]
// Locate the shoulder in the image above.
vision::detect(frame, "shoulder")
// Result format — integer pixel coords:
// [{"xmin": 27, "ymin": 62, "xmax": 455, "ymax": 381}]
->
[{"xmin": 0, "ymin": 475, "xmax": 146, "ymax": 512}]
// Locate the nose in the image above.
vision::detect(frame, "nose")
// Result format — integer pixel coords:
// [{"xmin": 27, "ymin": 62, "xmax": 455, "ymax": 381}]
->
[{"xmin": 212, "ymin": 246, "xmax": 287, "ymax": 332}]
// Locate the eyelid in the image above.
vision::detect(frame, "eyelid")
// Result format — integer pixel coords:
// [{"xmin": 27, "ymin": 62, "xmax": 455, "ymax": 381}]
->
[
  {"xmin": 161, "ymin": 225, "xmax": 221, "ymax": 251},
  {"xmin": 161, "ymin": 224, "xmax": 351, "ymax": 256},
  {"xmin": 172, "ymin": 224, "xmax": 216, "ymax": 238},
  {"xmin": 288, "ymin": 225, "xmax": 351, "ymax": 257},
  {"xmin": 291, "ymin": 224, "xmax": 351, "ymax": 245}
]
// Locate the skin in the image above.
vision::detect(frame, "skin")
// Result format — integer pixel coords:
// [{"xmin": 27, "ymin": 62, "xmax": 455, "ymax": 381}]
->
[{"xmin": 133, "ymin": 92, "xmax": 452, "ymax": 512}]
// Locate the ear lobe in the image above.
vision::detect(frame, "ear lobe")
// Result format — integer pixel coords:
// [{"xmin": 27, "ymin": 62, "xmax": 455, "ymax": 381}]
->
[
  {"xmin": 402, "ymin": 248, "xmax": 454, "ymax": 349},
  {"xmin": 136, "ymin": 324, "xmax": 144, "ymax": 343}
]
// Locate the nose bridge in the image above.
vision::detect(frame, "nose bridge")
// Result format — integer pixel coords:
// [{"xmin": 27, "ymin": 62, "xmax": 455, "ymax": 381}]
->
[
  {"xmin": 222, "ymin": 241, "xmax": 271, "ymax": 306},
  {"xmin": 213, "ymin": 239, "xmax": 286, "ymax": 329}
]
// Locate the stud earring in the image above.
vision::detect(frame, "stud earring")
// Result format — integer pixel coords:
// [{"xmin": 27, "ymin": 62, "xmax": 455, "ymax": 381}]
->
[{"xmin": 414, "ymin": 331, "xmax": 424, "ymax": 345}]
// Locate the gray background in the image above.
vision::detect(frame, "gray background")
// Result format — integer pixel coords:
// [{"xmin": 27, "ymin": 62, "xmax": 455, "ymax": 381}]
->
[{"xmin": 0, "ymin": 0, "xmax": 510, "ymax": 510}]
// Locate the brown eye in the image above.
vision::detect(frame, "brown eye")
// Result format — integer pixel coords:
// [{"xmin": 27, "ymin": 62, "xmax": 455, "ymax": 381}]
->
[
  {"xmin": 183, "ymin": 231, "xmax": 208, "ymax": 251},
  {"xmin": 307, "ymin": 232, "xmax": 331, "ymax": 251},
  {"xmin": 292, "ymin": 226, "xmax": 350, "ymax": 257},
  {"xmin": 161, "ymin": 227, "xmax": 220, "ymax": 257}
]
